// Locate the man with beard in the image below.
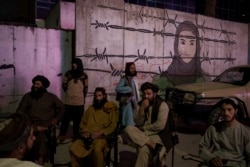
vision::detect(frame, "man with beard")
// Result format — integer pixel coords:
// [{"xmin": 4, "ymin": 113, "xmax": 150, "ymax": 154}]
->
[
  {"xmin": 123, "ymin": 82, "xmax": 169, "ymax": 167},
  {"xmin": 16, "ymin": 75, "xmax": 64, "ymax": 165},
  {"xmin": 0, "ymin": 112, "xmax": 41, "ymax": 167},
  {"xmin": 199, "ymin": 98, "xmax": 250, "ymax": 167},
  {"xmin": 69, "ymin": 87, "xmax": 118, "ymax": 167},
  {"xmin": 57, "ymin": 58, "xmax": 88, "ymax": 142},
  {"xmin": 115, "ymin": 62, "xmax": 140, "ymax": 128}
]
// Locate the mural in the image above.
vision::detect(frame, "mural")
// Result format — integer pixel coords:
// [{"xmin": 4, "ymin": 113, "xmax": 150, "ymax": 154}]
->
[
  {"xmin": 153, "ymin": 20, "xmax": 211, "ymax": 92},
  {"xmin": 76, "ymin": 0, "xmax": 248, "ymax": 106}
]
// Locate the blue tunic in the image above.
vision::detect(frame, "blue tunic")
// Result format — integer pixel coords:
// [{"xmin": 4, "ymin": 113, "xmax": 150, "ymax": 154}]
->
[{"xmin": 115, "ymin": 77, "xmax": 139, "ymax": 126}]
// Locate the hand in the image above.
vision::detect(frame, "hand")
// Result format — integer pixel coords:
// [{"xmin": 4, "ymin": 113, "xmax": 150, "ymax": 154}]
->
[
  {"xmin": 37, "ymin": 126, "xmax": 48, "ymax": 132},
  {"xmin": 81, "ymin": 132, "xmax": 90, "ymax": 138},
  {"xmin": 209, "ymin": 157, "xmax": 223, "ymax": 167},
  {"xmin": 91, "ymin": 131, "xmax": 103, "ymax": 139},
  {"xmin": 141, "ymin": 99, "xmax": 149, "ymax": 109}
]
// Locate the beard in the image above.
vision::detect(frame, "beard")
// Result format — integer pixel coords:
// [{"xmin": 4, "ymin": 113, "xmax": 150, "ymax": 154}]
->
[
  {"xmin": 222, "ymin": 115, "xmax": 235, "ymax": 123},
  {"xmin": 126, "ymin": 70, "xmax": 137, "ymax": 77},
  {"xmin": 31, "ymin": 86, "xmax": 46, "ymax": 99},
  {"xmin": 93, "ymin": 99, "xmax": 107, "ymax": 110}
]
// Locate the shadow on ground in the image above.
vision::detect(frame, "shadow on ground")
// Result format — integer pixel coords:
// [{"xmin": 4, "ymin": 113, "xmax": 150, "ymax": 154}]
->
[{"xmin": 118, "ymin": 151, "xmax": 137, "ymax": 167}]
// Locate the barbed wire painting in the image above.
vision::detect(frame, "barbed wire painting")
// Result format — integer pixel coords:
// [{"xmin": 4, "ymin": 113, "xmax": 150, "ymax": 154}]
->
[{"xmin": 76, "ymin": 0, "xmax": 248, "ymax": 104}]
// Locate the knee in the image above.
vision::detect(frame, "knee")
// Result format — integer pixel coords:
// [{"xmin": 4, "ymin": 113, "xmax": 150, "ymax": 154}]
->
[{"xmin": 124, "ymin": 125, "xmax": 134, "ymax": 134}]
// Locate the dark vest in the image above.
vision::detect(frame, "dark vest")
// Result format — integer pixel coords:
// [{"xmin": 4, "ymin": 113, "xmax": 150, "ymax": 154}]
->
[{"xmin": 148, "ymin": 96, "xmax": 176, "ymax": 152}]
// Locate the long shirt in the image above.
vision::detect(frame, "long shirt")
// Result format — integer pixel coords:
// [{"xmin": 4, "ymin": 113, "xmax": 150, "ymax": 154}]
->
[
  {"xmin": 199, "ymin": 121, "xmax": 250, "ymax": 167},
  {"xmin": 79, "ymin": 101, "xmax": 118, "ymax": 136},
  {"xmin": 16, "ymin": 92, "xmax": 64, "ymax": 126}
]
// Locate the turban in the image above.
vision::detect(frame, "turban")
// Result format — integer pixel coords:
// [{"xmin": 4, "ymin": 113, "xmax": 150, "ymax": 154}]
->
[
  {"xmin": 0, "ymin": 113, "xmax": 31, "ymax": 151},
  {"xmin": 32, "ymin": 75, "xmax": 50, "ymax": 88},
  {"xmin": 140, "ymin": 82, "xmax": 159, "ymax": 93}
]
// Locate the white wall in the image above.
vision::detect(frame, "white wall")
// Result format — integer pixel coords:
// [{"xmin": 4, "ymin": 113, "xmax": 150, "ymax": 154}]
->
[{"xmin": 0, "ymin": 25, "xmax": 72, "ymax": 113}]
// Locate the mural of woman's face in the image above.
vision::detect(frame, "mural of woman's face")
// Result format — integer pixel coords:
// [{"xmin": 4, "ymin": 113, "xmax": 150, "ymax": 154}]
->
[{"xmin": 178, "ymin": 31, "xmax": 196, "ymax": 63}]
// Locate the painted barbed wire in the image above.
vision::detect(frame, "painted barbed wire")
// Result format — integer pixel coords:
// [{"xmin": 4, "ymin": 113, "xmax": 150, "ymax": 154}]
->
[
  {"xmin": 97, "ymin": 4, "xmax": 237, "ymax": 36},
  {"xmin": 164, "ymin": 11, "xmax": 177, "ymax": 28},
  {"xmin": 91, "ymin": 20, "xmax": 109, "ymax": 30},
  {"xmin": 224, "ymin": 53, "xmax": 235, "ymax": 65},
  {"xmin": 195, "ymin": 17, "xmax": 206, "ymax": 34},
  {"xmin": 134, "ymin": 49, "xmax": 148, "ymax": 63},
  {"xmin": 153, "ymin": 28, "xmax": 165, "ymax": 37},
  {"xmin": 91, "ymin": 20, "xmax": 236, "ymax": 45},
  {"xmin": 219, "ymin": 22, "xmax": 230, "ymax": 42},
  {"xmin": 201, "ymin": 52, "xmax": 211, "ymax": 64},
  {"xmin": 90, "ymin": 48, "xmax": 108, "ymax": 63},
  {"xmin": 79, "ymin": 48, "xmax": 235, "ymax": 65},
  {"xmin": 110, "ymin": 63, "xmax": 123, "ymax": 77}
]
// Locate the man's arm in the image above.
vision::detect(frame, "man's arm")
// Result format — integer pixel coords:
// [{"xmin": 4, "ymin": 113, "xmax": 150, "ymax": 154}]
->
[
  {"xmin": 199, "ymin": 126, "xmax": 216, "ymax": 164},
  {"xmin": 134, "ymin": 99, "xmax": 148, "ymax": 126},
  {"xmin": 244, "ymin": 128, "xmax": 250, "ymax": 167},
  {"xmin": 62, "ymin": 72, "xmax": 70, "ymax": 92},
  {"xmin": 101, "ymin": 102, "xmax": 118, "ymax": 136},
  {"xmin": 79, "ymin": 106, "xmax": 91, "ymax": 134},
  {"xmin": 16, "ymin": 94, "xmax": 29, "ymax": 113},
  {"xmin": 53, "ymin": 94, "xmax": 65, "ymax": 122},
  {"xmin": 115, "ymin": 77, "xmax": 132, "ymax": 94},
  {"xmin": 143, "ymin": 102, "xmax": 169, "ymax": 135}
]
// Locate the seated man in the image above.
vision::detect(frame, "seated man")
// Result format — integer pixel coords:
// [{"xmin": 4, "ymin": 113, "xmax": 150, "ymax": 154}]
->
[
  {"xmin": 16, "ymin": 75, "xmax": 64, "ymax": 165},
  {"xmin": 0, "ymin": 112, "xmax": 41, "ymax": 167},
  {"xmin": 69, "ymin": 87, "xmax": 118, "ymax": 167},
  {"xmin": 199, "ymin": 98, "xmax": 250, "ymax": 167},
  {"xmin": 124, "ymin": 82, "xmax": 170, "ymax": 167}
]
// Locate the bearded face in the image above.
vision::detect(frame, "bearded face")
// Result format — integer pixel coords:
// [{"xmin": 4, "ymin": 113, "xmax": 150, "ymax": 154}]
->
[
  {"xmin": 142, "ymin": 89, "xmax": 156, "ymax": 105},
  {"xmin": 92, "ymin": 91, "xmax": 107, "ymax": 109},
  {"xmin": 125, "ymin": 64, "xmax": 137, "ymax": 77},
  {"xmin": 31, "ymin": 81, "xmax": 46, "ymax": 98}
]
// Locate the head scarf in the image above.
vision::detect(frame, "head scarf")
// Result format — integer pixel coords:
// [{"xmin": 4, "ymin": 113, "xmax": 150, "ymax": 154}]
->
[{"xmin": 166, "ymin": 21, "xmax": 203, "ymax": 85}]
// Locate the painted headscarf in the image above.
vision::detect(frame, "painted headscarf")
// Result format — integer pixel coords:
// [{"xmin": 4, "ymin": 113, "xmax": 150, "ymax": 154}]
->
[{"xmin": 167, "ymin": 21, "xmax": 203, "ymax": 85}]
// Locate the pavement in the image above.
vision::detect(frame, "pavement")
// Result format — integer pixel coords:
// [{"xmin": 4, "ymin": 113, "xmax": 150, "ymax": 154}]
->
[{"xmin": 45, "ymin": 130, "xmax": 203, "ymax": 167}]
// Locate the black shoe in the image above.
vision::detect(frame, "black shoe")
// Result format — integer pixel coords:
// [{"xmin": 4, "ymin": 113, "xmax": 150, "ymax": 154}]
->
[{"xmin": 152, "ymin": 143, "xmax": 163, "ymax": 156}]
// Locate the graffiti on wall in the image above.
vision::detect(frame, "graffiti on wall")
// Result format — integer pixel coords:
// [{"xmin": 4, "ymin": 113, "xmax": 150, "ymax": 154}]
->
[{"xmin": 76, "ymin": 1, "xmax": 247, "ymax": 104}]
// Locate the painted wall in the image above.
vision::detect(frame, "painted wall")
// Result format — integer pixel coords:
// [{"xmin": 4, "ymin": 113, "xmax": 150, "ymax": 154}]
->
[
  {"xmin": 45, "ymin": 1, "xmax": 75, "ymax": 30},
  {"xmin": 75, "ymin": 0, "xmax": 248, "ymax": 106},
  {"xmin": 0, "ymin": 25, "xmax": 72, "ymax": 114}
]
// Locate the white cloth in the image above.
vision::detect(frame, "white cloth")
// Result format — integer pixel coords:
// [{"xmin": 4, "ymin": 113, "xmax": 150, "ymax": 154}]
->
[{"xmin": 0, "ymin": 158, "xmax": 42, "ymax": 167}]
